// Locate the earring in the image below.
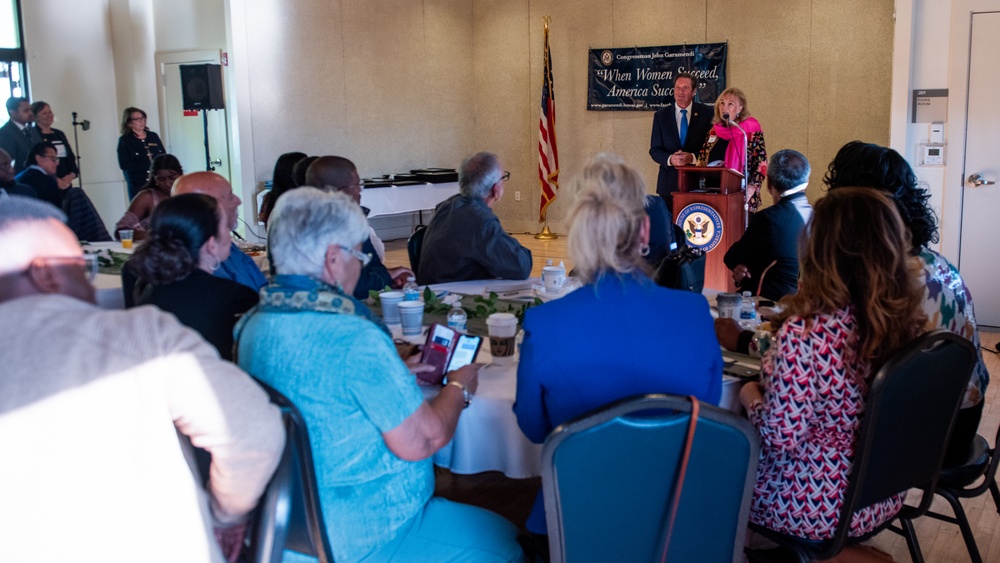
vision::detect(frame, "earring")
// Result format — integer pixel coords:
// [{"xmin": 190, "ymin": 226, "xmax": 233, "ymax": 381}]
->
[
  {"xmin": 640, "ymin": 244, "xmax": 650, "ymax": 257},
  {"xmin": 206, "ymin": 254, "xmax": 220, "ymax": 272}
]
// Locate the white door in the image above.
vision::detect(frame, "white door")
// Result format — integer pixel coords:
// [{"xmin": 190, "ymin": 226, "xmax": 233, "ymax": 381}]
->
[
  {"xmin": 156, "ymin": 51, "xmax": 231, "ymax": 181},
  {"xmin": 959, "ymin": 11, "xmax": 1000, "ymax": 328}
]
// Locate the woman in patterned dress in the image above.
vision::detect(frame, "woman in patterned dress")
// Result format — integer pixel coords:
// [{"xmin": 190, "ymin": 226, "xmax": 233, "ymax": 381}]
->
[
  {"xmin": 739, "ymin": 188, "xmax": 927, "ymax": 539},
  {"xmin": 696, "ymin": 87, "xmax": 767, "ymax": 212}
]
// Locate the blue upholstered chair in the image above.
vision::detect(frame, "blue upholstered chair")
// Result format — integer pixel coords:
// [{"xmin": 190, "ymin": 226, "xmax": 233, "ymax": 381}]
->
[{"xmin": 541, "ymin": 393, "xmax": 759, "ymax": 563}]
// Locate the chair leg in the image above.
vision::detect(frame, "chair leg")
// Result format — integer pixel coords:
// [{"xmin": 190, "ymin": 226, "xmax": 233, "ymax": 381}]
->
[
  {"xmin": 989, "ymin": 480, "xmax": 1000, "ymax": 515},
  {"xmin": 899, "ymin": 518, "xmax": 925, "ymax": 563},
  {"xmin": 939, "ymin": 490, "xmax": 983, "ymax": 563}
]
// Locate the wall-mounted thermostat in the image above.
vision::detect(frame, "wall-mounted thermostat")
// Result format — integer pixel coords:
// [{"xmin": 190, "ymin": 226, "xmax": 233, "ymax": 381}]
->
[{"xmin": 920, "ymin": 143, "xmax": 945, "ymax": 166}]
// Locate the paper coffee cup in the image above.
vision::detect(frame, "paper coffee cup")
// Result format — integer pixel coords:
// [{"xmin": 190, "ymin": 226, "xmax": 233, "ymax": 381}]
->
[
  {"xmin": 486, "ymin": 313, "xmax": 518, "ymax": 365},
  {"xmin": 398, "ymin": 301, "xmax": 425, "ymax": 337},
  {"xmin": 380, "ymin": 290, "xmax": 404, "ymax": 324}
]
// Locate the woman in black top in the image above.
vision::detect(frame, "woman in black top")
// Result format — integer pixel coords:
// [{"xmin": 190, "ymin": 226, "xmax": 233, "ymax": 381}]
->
[
  {"xmin": 126, "ymin": 193, "xmax": 258, "ymax": 360},
  {"xmin": 116, "ymin": 107, "xmax": 166, "ymax": 200},
  {"xmin": 30, "ymin": 101, "xmax": 78, "ymax": 189}
]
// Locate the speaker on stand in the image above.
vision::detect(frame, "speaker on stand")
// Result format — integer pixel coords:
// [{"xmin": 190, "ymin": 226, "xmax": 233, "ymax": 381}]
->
[{"xmin": 179, "ymin": 63, "xmax": 225, "ymax": 172}]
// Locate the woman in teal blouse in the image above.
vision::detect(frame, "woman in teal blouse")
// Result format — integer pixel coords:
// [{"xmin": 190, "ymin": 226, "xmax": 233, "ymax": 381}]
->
[{"xmin": 235, "ymin": 188, "xmax": 522, "ymax": 563}]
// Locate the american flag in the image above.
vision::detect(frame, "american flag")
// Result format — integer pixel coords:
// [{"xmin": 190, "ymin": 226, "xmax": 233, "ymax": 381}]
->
[{"xmin": 538, "ymin": 18, "xmax": 559, "ymax": 222}]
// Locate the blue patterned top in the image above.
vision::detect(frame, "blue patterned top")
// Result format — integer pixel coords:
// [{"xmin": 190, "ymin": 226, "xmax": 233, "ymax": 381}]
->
[
  {"xmin": 236, "ymin": 275, "xmax": 430, "ymax": 561},
  {"xmin": 919, "ymin": 248, "xmax": 989, "ymax": 407}
]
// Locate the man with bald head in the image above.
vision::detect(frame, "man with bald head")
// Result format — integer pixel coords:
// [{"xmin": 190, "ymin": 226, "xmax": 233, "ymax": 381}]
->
[
  {"xmin": 173, "ymin": 171, "xmax": 267, "ymax": 291},
  {"xmin": 0, "ymin": 194, "xmax": 284, "ymax": 562},
  {"xmin": 305, "ymin": 156, "xmax": 414, "ymax": 299},
  {"xmin": 0, "ymin": 149, "xmax": 37, "ymax": 198}
]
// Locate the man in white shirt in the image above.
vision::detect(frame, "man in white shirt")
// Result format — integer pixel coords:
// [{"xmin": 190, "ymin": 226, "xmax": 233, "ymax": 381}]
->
[
  {"xmin": 0, "ymin": 194, "xmax": 285, "ymax": 562},
  {"xmin": 648, "ymin": 73, "xmax": 715, "ymax": 214}
]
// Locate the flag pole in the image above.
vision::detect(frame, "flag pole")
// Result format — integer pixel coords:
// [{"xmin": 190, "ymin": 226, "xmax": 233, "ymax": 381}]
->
[{"xmin": 534, "ymin": 15, "xmax": 559, "ymax": 241}]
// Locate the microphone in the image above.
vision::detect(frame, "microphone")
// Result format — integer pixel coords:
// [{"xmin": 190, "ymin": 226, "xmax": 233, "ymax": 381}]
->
[{"xmin": 722, "ymin": 112, "xmax": 731, "ymax": 126}]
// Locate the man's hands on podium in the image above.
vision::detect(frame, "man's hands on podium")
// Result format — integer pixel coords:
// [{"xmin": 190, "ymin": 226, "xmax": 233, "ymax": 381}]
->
[{"xmin": 670, "ymin": 151, "xmax": 695, "ymax": 167}]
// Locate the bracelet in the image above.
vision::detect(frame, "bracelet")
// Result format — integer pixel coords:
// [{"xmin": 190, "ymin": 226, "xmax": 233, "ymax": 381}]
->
[{"xmin": 446, "ymin": 380, "xmax": 472, "ymax": 409}]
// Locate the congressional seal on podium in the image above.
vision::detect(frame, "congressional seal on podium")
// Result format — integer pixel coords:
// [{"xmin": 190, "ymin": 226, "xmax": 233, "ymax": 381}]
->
[{"xmin": 676, "ymin": 202, "xmax": 724, "ymax": 252}]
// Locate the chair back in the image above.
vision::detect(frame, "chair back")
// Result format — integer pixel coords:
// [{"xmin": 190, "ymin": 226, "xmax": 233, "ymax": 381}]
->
[
  {"xmin": 248, "ymin": 379, "xmax": 335, "ymax": 563},
  {"xmin": 542, "ymin": 394, "xmax": 759, "ymax": 563},
  {"xmin": 823, "ymin": 330, "xmax": 977, "ymax": 555},
  {"xmin": 407, "ymin": 225, "xmax": 427, "ymax": 277}
]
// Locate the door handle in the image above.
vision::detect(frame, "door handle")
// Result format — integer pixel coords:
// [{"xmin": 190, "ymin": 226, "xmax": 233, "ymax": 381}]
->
[
  {"xmin": 210, "ymin": 158, "xmax": 223, "ymax": 168},
  {"xmin": 967, "ymin": 173, "xmax": 996, "ymax": 187}
]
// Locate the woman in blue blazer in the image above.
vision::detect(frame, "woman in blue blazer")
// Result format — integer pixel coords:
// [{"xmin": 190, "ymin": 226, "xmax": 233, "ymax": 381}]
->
[{"xmin": 514, "ymin": 154, "xmax": 723, "ymax": 537}]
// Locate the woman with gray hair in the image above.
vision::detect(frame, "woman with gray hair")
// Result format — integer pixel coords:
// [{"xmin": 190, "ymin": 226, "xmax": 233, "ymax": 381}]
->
[
  {"xmin": 235, "ymin": 188, "xmax": 523, "ymax": 562},
  {"xmin": 514, "ymin": 154, "xmax": 723, "ymax": 539}
]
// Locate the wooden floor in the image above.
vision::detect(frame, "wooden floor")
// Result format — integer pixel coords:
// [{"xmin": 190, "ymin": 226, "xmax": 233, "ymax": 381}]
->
[{"xmin": 387, "ymin": 234, "xmax": 1000, "ymax": 562}]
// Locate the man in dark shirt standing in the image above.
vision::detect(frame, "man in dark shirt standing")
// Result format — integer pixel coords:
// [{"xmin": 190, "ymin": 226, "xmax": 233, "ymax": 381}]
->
[
  {"xmin": 0, "ymin": 97, "xmax": 42, "ymax": 173},
  {"xmin": 417, "ymin": 152, "xmax": 532, "ymax": 284}
]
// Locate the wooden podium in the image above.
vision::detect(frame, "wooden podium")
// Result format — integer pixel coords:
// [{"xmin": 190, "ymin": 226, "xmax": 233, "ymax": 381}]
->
[{"xmin": 673, "ymin": 167, "xmax": 746, "ymax": 292}]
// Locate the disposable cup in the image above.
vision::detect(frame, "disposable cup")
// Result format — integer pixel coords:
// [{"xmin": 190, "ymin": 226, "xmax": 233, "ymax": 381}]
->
[
  {"xmin": 380, "ymin": 291, "xmax": 404, "ymax": 324},
  {"xmin": 120, "ymin": 229, "xmax": 134, "ymax": 250},
  {"xmin": 542, "ymin": 266, "xmax": 566, "ymax": 291},
  {"xmin": 486, "ymin": 312, "xmax": 518, "ymax": 366},
  {"xmin": 398, "ymin": 301, "xmax": 425, "ymax": 337}
]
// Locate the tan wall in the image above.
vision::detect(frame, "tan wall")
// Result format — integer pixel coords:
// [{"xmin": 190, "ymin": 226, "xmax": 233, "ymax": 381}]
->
[{"xmin": 241, "ymin": 0, "xmax": 895, "ymax": 233}]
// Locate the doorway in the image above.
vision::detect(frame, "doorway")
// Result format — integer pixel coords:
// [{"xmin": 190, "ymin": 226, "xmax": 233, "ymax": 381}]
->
[
  {"xmin": 958, "ymin": 11, "xmax": 1000, "ymax": 328},
  {"xmin": 155, "ymin": 50, "xmax": 231, "ymax": 182}
]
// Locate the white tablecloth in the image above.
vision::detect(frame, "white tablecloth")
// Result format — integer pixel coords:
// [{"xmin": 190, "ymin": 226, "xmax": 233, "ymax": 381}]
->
[{"xmin": 360, "ymin": 181, "xmax": 459, "ymax": 218}]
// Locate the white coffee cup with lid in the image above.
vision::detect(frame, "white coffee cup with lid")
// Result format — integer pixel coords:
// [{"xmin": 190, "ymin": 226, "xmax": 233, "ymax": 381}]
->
[{"xmin": 542, "ymin": 265, "xmax": 566, "ymax": 292}]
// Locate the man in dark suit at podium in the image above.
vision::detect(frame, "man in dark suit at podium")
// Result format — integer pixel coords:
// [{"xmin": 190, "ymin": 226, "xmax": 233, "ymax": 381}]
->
[{"xmin": 649, "ymin": 73, "xmax": 714, "ymax": 215}]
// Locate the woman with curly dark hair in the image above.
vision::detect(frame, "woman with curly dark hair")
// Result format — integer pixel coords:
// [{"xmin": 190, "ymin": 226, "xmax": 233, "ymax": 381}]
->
[
  {"xmin": 126, "ymin": 193, "xmax": 258, "ymax": 360},
  {"xmin": 825, "ymin": 140, "xmax": 988, "ymax": 464}
]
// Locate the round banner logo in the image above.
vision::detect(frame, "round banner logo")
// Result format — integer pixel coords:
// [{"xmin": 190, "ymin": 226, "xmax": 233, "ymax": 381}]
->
[
  {"xmin": 676, "ymin": 203, "xmax": 724, "ymax": 252},
  {"xmin": 600, "ymin": 50, "xmax": 613, "ymax": 66}
]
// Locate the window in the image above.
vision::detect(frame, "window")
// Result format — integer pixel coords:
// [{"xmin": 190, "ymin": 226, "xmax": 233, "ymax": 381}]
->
[{"xmin": 0, "ymin": 0, "xmax": 26, "ymax": 126}]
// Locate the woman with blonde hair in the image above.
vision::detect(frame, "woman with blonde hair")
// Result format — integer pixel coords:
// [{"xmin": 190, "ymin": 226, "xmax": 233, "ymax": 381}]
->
[
  {"xmin": 697, "ymin": 87, "xmax": 767, "ymax": 212},
  {"xmin": 740, "ymin": 187, "xmax": 927, "ymax": 539},
  {"xmin": 514, "ymin": 154, "xmax": 723, "ymax": 538}
]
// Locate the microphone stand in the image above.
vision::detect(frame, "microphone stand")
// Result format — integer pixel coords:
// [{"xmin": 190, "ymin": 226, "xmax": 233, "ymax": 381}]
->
[
  {"xmin": 728, "ymin": 117, "xmax": 749, "ymax": 230},
  {"xmin": 71, "ymin": 112, "xmax": 85, "ymax": 188}
]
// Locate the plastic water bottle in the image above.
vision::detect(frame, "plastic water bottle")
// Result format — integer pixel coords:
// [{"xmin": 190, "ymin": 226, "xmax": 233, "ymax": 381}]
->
[
  {"xmin": 447, "ymin": 304, "xmax": 468, "ymax": 333},
  {"xmin": 739, "ymin": 291, "xmax": 758, "ymax": 330},
  {"xmin": 403, "ymin": 277, "xmax": 420, "ymax": 301}
]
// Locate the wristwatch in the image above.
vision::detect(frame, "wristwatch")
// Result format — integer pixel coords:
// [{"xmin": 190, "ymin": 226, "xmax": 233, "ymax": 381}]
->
[{"xmin": 446, "ymin": 380, "xmax": 472, "ymax": 409}]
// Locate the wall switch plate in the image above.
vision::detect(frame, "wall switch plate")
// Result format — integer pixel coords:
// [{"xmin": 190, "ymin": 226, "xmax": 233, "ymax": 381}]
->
[{"xmin": 514, "ymin": 191, "xmax": 521, "ymax": 201}]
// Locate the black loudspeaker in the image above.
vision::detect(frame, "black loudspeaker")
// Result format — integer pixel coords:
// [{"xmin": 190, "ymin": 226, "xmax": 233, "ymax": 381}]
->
[{"xmin": 180, "ymin": 64, "xmax": 225, "ymax": 110}]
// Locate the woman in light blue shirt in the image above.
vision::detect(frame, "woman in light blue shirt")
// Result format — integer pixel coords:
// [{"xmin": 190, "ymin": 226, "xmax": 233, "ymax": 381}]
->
[{"xmin": 236, "ymin": 188, "xmax": 523, "ymax": 562}]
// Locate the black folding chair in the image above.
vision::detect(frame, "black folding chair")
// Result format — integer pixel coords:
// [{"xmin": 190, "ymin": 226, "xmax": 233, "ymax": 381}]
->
[
  {"xmin": 906, "ymin": 420, "xmax": 1000, "ymax": 563},
  {"xmin": 248, "ymin": 379, "xmax": 335, "ymax": 563},
  {"xmin": 746, "ymin": 330, "xmax": 978, "ymax": 563}
]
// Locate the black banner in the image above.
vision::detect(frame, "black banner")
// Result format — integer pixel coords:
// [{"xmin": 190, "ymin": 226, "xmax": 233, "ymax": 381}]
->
[{"xmin": 587, "ymin": 43, "xmax": 728, "ymax": 111}]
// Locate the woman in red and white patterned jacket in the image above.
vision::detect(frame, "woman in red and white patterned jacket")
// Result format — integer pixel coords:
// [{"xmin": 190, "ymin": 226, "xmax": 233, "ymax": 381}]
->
[{"xmin": 739, "ymin": 187, "xmax": 927, "ymax": 540}]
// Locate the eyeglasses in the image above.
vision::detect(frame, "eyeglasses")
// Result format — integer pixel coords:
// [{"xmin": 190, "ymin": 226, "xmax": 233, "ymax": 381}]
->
[
  {"xmin": 33, "ymin": 255, "xmax": 99, "ymax": 283},
  {"xmin": 129, "ymin": 116, "xmax": 147, "ymax": 122},
  {"xmin": 338, "ymin": 245, "xmax": 372, "ymax": 267},
  {"xmin": 41, "ymin": 154, "xmax": 59, "ymax": 162},
  {"xmin": 501, "ymin": 171, "xmax": 511, "ymax": 182}
]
